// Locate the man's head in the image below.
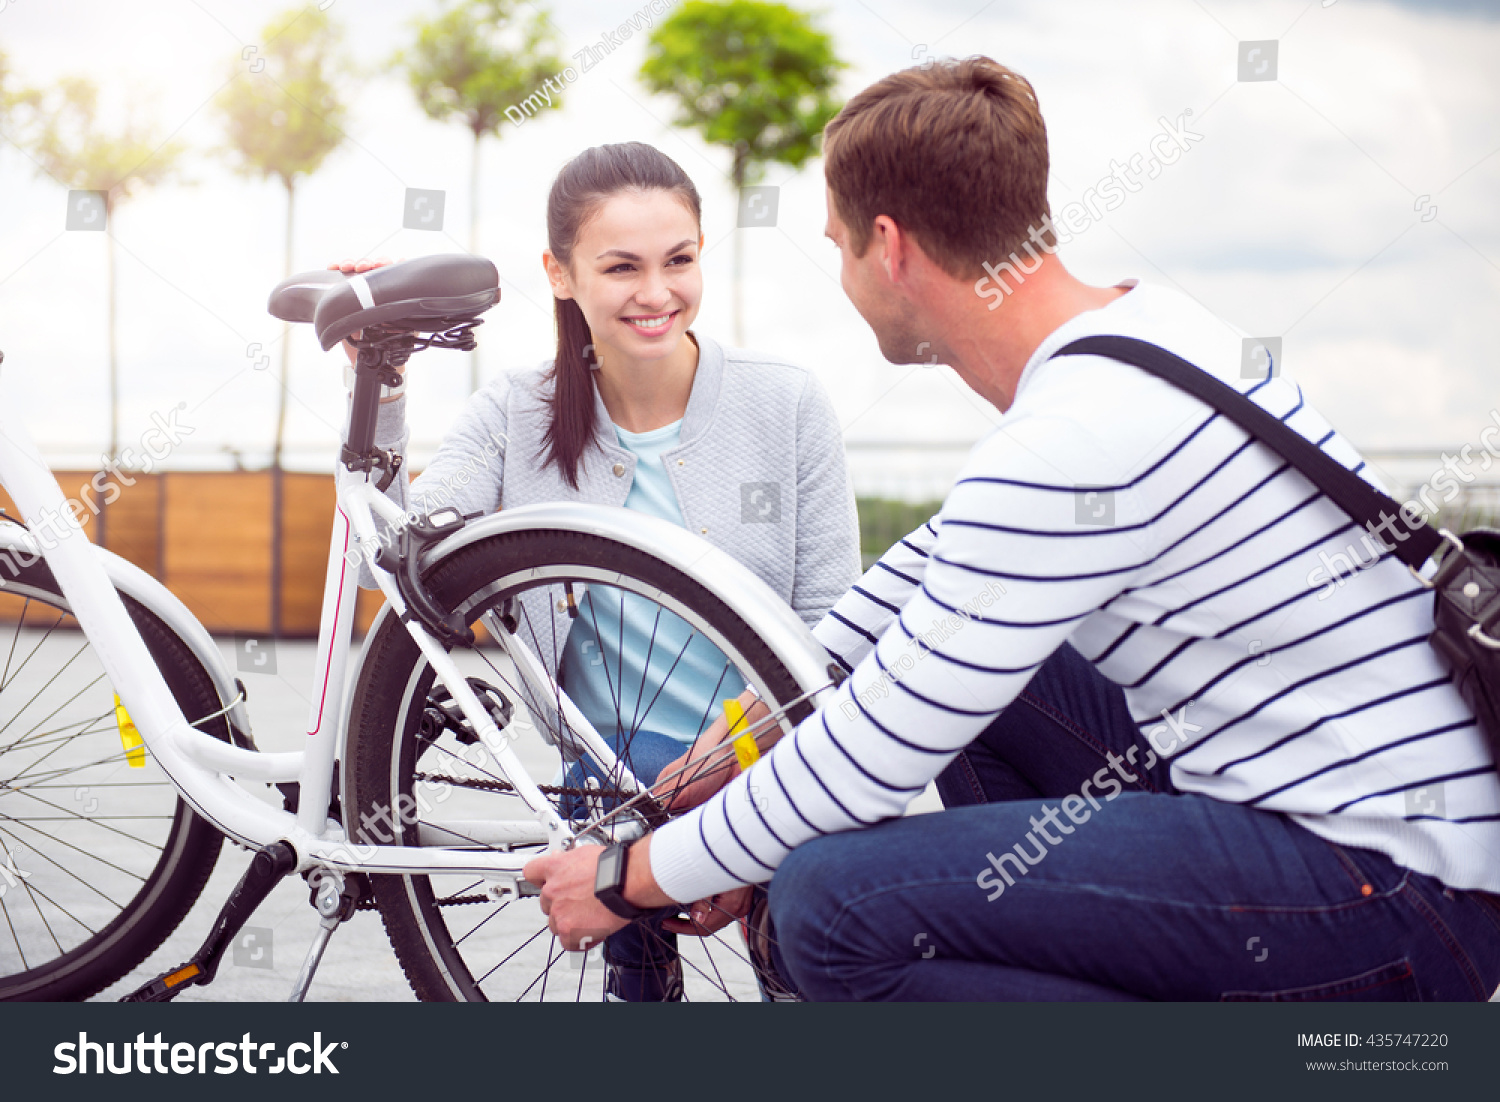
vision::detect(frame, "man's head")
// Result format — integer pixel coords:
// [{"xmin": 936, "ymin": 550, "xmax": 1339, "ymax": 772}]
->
[{"xmin": 822, "ymin": 57, "xmax": 1054, "ymax": 364}]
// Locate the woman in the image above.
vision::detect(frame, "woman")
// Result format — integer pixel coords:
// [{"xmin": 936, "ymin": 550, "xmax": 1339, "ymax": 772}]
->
[{"xmin": 334, "ymin": 142, "xmax": 860, "ymax": 1000}]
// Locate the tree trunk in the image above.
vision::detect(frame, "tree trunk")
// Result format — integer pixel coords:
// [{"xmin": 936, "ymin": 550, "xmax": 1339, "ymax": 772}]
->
[
  {"xmin": 106, "ymin": 194, "xmax": 119, "ymax": 462},
  {"xmin": 469, "ymin": 127, "xmax": 482, "ymax": 393},
  {"xmin": 101, "ymin": 192, "xmax": 119, "ymax": 548},
  {"xmin": 732, "ymin": 147, "xmax": 747, "ymax": 348},
  {"xmin": 273, "ymin": 176, "xmax": 295, "ymax": 470},
  {"xmin": 270, "ymin": 176, "xmax": 295, "ymax": 639}
]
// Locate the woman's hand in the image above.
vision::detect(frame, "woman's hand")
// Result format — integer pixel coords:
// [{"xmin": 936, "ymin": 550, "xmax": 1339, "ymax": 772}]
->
[
  {"xmin": 650, "ymin": 691, "xmax": 772, "ymax": 811},
  {"xmin": 328, "ymin": 256, "xmax": 400, "ymax": 368},
  {"xmin": 661, "ymin": 885, "xmax": 755, "ymax": 937}
]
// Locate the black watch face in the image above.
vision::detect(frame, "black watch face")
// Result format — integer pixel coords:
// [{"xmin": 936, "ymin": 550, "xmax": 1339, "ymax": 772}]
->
[{"xmin": 596, "ymin": 845, "xmax": 624, "ymax": 892}]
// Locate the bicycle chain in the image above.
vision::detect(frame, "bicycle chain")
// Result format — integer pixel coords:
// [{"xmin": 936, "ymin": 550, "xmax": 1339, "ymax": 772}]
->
[
  {"xmin": 347, "ymin": 772, "xmax": 646, "ymax": 910},
  {"xmin": 412, "ymin": 770, "xmax": 635, "ymax": 801}
]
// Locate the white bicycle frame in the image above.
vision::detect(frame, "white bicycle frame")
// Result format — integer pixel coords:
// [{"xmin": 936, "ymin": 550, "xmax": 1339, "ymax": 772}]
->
[{"xmin": 0, "ymin": 396, "xmax": 835, "ymax": 890}]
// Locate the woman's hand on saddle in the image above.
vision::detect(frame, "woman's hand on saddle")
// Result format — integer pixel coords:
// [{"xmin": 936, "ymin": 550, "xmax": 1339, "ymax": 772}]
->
[
  {"xmin": 328, "ymin": 256, "xmax": 400, "ymax": 367},
  {"xmin": 651, "ymin": 690, "xmax": 772, "ymax": 811}
]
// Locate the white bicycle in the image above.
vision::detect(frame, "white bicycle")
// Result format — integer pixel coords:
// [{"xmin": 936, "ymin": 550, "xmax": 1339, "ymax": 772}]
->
[{"xmin": 0, "ymin": 255, "xmax": 840, "ymax": 1001}]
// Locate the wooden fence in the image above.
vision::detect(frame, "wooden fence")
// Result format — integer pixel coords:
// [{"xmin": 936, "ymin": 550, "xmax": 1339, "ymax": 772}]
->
[{"xmin": 0, "ymin": 469, "xmax": 384, "ymax": 636}]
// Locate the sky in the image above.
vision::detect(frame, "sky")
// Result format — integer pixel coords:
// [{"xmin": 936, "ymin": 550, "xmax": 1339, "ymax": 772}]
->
[{"xmin": 0, "ymin": 0, "xmax": 1496, "ymax": 500}]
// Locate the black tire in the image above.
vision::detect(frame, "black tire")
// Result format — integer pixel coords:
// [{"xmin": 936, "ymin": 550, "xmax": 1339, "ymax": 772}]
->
[
  {"xmin": 347, "ymin": 529, "xmax": 818, "ymax": 1001},
  {"xmin": 0, "ymin": 555, "xmax": 232, "ymax": 1001}
]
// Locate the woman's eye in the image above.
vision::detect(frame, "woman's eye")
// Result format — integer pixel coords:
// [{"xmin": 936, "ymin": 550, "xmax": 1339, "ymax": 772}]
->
[
  {"xmin": 605, "ymin": 263, "xmax": 635, "ymax": 275},
  {"xmin": 668, "ymin": 254, "xmax": 694, "ymax": 266}
]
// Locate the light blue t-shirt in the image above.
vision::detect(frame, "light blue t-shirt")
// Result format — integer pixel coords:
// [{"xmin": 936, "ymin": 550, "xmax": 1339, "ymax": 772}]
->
[{"xmin": 558, "ymin": 419, "xmax": 745, "ymax": 745}]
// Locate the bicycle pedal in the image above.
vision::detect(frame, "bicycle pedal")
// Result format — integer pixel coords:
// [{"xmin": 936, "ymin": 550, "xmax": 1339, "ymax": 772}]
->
[
  {"xmin": 119, "ymin": 961, "xmax": 206, "ymax": 1003},
  {"xmin": 421, "ymin": 678, "xmax": 514, "ymax": 746}
]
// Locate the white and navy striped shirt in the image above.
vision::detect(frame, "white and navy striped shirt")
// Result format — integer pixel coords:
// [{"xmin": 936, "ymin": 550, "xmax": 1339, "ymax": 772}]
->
[{"xmin": 648, "ymin": 281, "xmax": 1500, "ymax": 903}]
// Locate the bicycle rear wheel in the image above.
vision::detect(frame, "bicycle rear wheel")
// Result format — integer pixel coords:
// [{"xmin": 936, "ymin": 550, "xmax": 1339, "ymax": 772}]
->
[
  {"xmin": 347, "ymin": 527, "xmax": 825, "ymax": 1001},
  {"xmin": 0, "ymin": 552, "xmax": 233, "ymax": 1001}
]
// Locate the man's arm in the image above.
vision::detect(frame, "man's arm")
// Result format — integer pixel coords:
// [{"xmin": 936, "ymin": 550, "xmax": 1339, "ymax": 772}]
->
[{"xmin": 646, "ymin": 427, "xmax": 1157, "ymax": 905}]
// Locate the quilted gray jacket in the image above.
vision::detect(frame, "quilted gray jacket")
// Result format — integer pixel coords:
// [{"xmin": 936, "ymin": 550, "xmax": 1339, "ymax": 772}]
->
[{"xmin": 343, "ymin": 332, "xmax": 861, "ymax": 676}]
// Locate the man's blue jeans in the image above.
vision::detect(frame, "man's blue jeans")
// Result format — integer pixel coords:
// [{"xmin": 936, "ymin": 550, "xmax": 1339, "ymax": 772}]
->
[{"xmin": 768, "ymin": 644, "xmax": 1500, "ymax": 1000}]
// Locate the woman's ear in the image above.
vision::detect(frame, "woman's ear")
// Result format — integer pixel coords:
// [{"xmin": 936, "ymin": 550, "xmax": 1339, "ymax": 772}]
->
[{"xmin": 542, "ymin": 250, "xmax": 574, "ymax": 300}]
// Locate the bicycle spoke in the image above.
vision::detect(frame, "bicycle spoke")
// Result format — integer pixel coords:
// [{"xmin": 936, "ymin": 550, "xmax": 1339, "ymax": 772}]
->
[
  {"xmin": 0, "ymin": 598, "xmax": 31, "ymax": 691},
  {"xmin": 0, "ymin": 607, "xmax": 66, "ymax": 696},
  {"xmin": 0, "ymin": 670, "xmax": 109, "ymax": 759}
]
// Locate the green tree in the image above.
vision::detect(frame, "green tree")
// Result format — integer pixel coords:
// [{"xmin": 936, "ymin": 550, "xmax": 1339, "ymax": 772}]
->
[
  {"xmin": 21, "ymin": 76, "xmax": 186, "ymax": 466},
  {"xmin": 640, "ymin": 0, "xmax": 844, "ymax": 344},
  {"xmin": 216, "ymin": 6, "xmax": 349, "ymax": 472},
  {"xmin": 394, "ymin": 0, "xmax": 565, "ymax": 391}
]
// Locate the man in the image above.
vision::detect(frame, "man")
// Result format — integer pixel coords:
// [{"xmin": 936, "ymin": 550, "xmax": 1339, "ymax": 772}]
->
[{"xmin": 527, "ymin": 57, "xmax": 1500, "ymax": 1000}]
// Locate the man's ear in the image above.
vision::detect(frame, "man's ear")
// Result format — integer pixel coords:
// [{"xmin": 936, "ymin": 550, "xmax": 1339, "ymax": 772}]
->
[
  {"xmin": 542, "ymin": 250, "xmax": 573, "ymax": 300},
  {"xmin": 873, "ymin": 215, "xmax": 905, "ymax": 283}
]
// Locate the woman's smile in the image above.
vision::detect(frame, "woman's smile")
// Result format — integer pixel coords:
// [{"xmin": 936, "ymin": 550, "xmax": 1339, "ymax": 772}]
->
[{"xmin": 621, "ymin": 308, "xmax": 680, "ymax": 336}]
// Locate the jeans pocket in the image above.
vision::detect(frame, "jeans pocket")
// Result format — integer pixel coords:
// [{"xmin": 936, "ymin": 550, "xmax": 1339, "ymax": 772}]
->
[{"xmin": 1220, "ymin": 958, "xmax": 1421, "ymax": 1002}]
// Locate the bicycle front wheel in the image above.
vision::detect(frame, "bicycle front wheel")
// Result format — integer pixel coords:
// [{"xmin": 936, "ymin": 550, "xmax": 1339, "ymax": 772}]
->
[
  {"xmin": 346, "ymin": 526, "xmax": 828, "ymax": 1001},
  {"xmin": 0, "ymin": 551, "xmax": 233, "ymax": 1000}
]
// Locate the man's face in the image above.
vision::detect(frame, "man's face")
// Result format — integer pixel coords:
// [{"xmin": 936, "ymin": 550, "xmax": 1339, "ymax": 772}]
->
[{"xmin": 824, "ymin": 187, "xmax": 925, "ymax": 365}]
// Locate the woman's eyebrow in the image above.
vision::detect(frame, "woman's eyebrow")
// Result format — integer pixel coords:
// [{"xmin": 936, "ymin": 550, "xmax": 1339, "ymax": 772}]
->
[{"xmin": 596, "ymin": 238, "xmax": 697, "ymax": 261}]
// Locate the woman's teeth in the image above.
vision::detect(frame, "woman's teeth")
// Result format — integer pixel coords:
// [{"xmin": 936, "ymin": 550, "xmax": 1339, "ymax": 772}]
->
[{"xmin": 625, "ymin": 313, "xmax": 673, "ymax": 331}]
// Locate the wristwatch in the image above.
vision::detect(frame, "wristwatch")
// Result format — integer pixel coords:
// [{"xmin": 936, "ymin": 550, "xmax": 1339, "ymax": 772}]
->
[{"xmin": 594, "ymin": 842, "xmax": 648, "ymax": 920}]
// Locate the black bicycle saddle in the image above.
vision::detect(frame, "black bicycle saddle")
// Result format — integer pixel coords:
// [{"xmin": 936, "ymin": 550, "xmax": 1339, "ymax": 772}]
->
[{"xmin": 267, "ymin": 255, "xmax": 500, "ymax": 350}]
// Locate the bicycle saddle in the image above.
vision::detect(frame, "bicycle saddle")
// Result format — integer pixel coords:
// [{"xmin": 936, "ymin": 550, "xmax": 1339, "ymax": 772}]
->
[{"xmin": 267, "ymin": 254, "xmax": 500, "ymax": 350}]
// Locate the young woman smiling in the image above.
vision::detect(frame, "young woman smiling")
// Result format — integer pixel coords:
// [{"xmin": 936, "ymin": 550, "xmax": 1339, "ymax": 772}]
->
[{"xmin": 333, "ymin": 142, "xmax": 860, "ymax": 1000}]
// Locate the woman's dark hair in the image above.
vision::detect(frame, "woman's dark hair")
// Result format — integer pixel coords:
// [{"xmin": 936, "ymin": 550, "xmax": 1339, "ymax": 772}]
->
[{"xmin": 541, "ymin": 142, "xmax": 702, "ymax": 488}]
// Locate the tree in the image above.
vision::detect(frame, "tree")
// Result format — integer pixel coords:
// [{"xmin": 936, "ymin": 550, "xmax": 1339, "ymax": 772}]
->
[
  {"xmin": 640, "ymin": 0, "xmax": 843, "ymax": 344},
  {"xmin": 394, "ymin": 0, "xmax": 565, "ymax": 392},
  {"xmin": 217, "ymin": 7, "xmax": 349, "ymax": 639},
  {"xmin": 21, "ymin": 76, "xmax": 185, "ymax": 468},
  {"xmin": 216, "ymin": 5, "xmax": 349, "ymax": 472}
]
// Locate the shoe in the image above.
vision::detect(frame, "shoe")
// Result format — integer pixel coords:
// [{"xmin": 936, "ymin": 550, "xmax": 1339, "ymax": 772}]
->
[
  {"xmin": 745, "ymin": 891, "xmax": 801, "ymax": 1002},
  {"xmin": 603, "ymin": 956, "xmax": 684, "ymax": 1002}
]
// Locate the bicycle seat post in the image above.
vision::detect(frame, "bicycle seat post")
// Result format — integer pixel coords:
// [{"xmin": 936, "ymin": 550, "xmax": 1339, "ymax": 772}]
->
[{"xmin": 341, "ymin": 332, "xmax": 410, "ymax": 491}]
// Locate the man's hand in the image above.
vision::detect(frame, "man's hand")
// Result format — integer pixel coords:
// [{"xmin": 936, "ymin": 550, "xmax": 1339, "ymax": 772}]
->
[
  {"xmin": 661, "ymin": 885, "xmax": 754, "ymax": 937},
  {"xmin": 523, "ymin": 845, "xmax": 626, "ymax": 950},
  {"xmin": 524, "ymin": 836, "xmax": 675, "ymax": 950},
  {"xmin": 652, "ymin": 691, "xmax": 772, "ymax": 810}
]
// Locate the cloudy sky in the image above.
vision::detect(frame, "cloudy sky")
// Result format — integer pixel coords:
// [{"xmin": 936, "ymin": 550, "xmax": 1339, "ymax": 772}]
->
[{"xmin": 1, "ymin": 0, "xmax": 1496, "ymax": 498}]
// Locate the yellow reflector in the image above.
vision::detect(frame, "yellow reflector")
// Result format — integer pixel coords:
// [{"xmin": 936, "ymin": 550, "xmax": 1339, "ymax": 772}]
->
[
  {"xmin": 732, "ymin": 733, "xmax": 760, "ymax": 771},
  {"xmin": 114, "ymin": 694, "xmax": 145, "ymax": 767},
  {"xmin": 725, "ymin": 698, "xmax": 759, "ymax": 771},
  {"xmin": 165, "ymin": 963, "xmax": 201, "ymax": 987}
]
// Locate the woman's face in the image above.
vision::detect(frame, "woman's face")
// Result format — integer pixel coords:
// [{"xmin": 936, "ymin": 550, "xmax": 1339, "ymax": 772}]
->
[{"xmin": 546, "ymin": 189, "xmax": 703, "ymax": 369}]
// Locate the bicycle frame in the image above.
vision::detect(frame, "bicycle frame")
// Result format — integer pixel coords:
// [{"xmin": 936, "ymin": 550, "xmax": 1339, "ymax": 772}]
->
[{"xmin": 0, "ymin": 396, "xmax": 834, "ymax": 888}]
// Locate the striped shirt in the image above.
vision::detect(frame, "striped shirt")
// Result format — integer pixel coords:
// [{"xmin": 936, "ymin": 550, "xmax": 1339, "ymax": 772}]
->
[{"xmin": 647, "ymin": 281, "xmax": 1500, "ymax": 904}]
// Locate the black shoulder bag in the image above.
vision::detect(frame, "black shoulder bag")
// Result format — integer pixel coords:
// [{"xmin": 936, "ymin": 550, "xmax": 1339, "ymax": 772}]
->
[{"xmin": 1053, "ymin": 335, "xmax": 1500, "ymax": 759}]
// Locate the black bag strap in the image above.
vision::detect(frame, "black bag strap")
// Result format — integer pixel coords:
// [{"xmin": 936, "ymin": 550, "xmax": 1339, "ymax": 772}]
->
[{"xmin": 1050, "ymin": 335, "xmax": 1444, "ymax": 569}]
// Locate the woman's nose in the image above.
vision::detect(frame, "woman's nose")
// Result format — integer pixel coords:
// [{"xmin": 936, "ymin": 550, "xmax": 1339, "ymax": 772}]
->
[{"xmin": 635, "ymin": 271, "xmax": 671, "ymax": 310}]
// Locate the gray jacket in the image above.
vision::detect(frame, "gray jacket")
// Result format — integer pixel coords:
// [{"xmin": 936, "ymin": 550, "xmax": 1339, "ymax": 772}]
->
[{"xmin": 345, "ymin": 332, "xmax": 861, "ymax": 677}]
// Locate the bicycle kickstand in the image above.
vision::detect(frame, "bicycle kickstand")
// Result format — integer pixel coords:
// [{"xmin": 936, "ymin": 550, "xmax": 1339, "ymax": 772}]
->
[
  {"xmin": 286, "ymin": 868, "xmax": 363, "ymax": 1002},
  {"xmin": 119, "ymin": 841, "xmax": 298, "ymax": 1002}
]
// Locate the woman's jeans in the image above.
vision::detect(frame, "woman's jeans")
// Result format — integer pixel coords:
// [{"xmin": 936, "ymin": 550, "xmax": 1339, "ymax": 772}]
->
[
  {"xmin": 562, "ymin": 729, "xmax": 687, "ymax": 1000},
  {"xmin": 767, "ymin": 643, "xmax": 1500, "ymax": 1001}
]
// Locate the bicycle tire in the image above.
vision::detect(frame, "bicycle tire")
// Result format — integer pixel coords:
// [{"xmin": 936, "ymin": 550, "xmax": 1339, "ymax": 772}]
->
[
  {"xmin": 347, "ymin": 528, "xmax": 821, "ymax": 1001},
  {"xmin": 0, "ymin": 556, "xmax": 231, "ymax": 1001}
]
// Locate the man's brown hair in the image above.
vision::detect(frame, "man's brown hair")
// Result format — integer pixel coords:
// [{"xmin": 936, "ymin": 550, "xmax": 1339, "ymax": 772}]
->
[{"xmin": 823, "ymin": 57, "xmax": 1052, "ymax": 280}]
